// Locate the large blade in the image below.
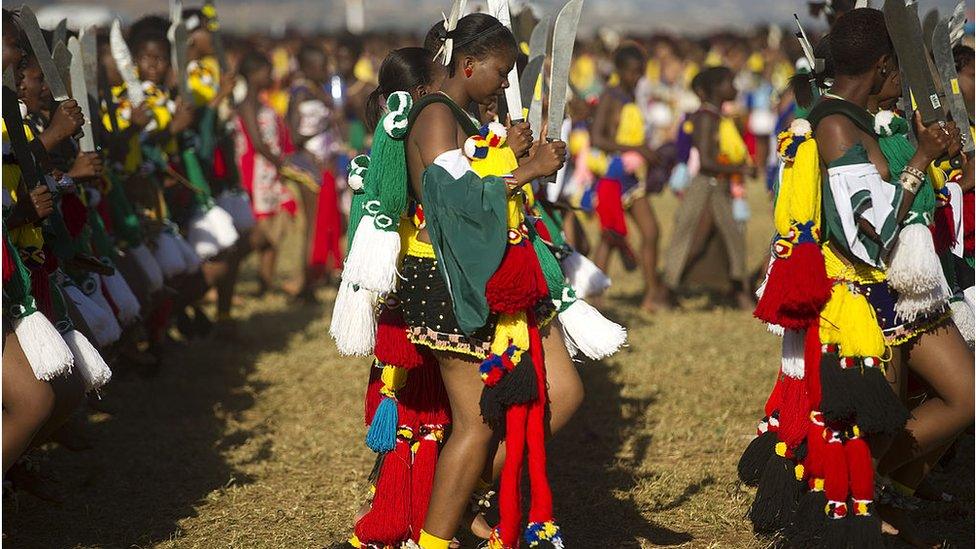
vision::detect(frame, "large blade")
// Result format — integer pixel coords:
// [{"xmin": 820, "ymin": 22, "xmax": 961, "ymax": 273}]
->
[
  {"xmin": 110, "ymin": 19, "xmax": 146, "ymax": 106},
  {"xmin": 172, "ymin": 22, "xmax": 191, "ymax": 99},
  {"xmin": 932, "ymin": 16, "xmax": 973, "ymax": 153},
  {"xmin": 487, "ymin": 0, "xmax": 524, "ymax": 122},
  {"xmin": 528, "ymin": 14, "xmax": 551, "ymax": 58},
  {"xmin": 519, "ymin": 55, "xmax": 544, "ymax": 110},
  {"xmin": 51, "ymin": 40, "xmax": 72, "ymax": 97},
  {"xmin": 922, "ymin": 7, "xmax": 940, "ymax": 51},
  {"xmin": 3, "ymin": 66, "xmax": 14, "ymax": 89},
  {"xmin": 78, "ymin": 28, "xmax": 101, "ymax": 148},
  {"xmin": 18, "ymin": 5, "xmax": 70, "ymax": 101},
  {"xmin": 67, "ymin": 37, "xmax": 95, "ymax": 152},
  {"xmin": 947, "ymin": 1, "xmax": 966, "ymax": 46},
  {"xmin": 52, "ymin": 18, "xmax": 68, "ymax": 50},
  {"xmin": 546, "ymin": 0, "xmax": 583, "ymax": 143},
  {"xmin": 793, "ymin": 14, "xmax": 824, "ymax": 75},
  {"xmin": 883, "ymin": 0, "xmax": 943, "ymax": 125}
]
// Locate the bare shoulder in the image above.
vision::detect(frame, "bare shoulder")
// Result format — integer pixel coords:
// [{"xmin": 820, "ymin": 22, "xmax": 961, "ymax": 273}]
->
[
  {"xmin": 814, "ymin": 114, "xmax": 860, "ymax": 165},
  {"xmin": 411, "ymin": 102, "xmax": 460, "ymax": 164}
]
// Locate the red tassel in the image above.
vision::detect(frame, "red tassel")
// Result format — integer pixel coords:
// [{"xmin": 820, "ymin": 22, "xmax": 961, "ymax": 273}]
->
[
  {"xmin": 374, "ymin": 309, "xmax": 424, "ymax": 369},
  {"xmin": 28, "ymin": 264, "xmax": 54, "ymax": 320},
  {"xmin": 533, "ymin": 218, "xmax": 553, "ymax": 242},
  {"xmin": 822, "ymin": 429, "xmax": 849, "ymax": 505},
  {"xmin": 2, "ymin": 245, "xmax": 13, "ymax": 283},
  {"xmin": 525, "ymin": 320, "xmax": 554, "ymax": 524},
  {"xmin": 804, "ymin": 414, "xmax": 826, "ymax": 481},
  {"xmin": 845, "ymin": 435, "xmax": 874, "ymax": 501},
  {"xmin": 410, "ymin": 428, "xmax": 442, "ymax": 540},
  {"xmin": 763, "ymin": 370, "xmax": 784, "ymax": 419},
  {"xmin": 497, "ymin": 401, "xmax": 528, "ymax": 546},
  {"xmin": 485, "ymin": 239, "xmax": 549, "ymax": 314},
  {"xmin": 753, "ymin": 243, "xmax": 832, "ymax": 329},
  {"xmin": 100, "ymin": 275, "xmax": 120, "ymax": 317},
  {"xmin": 777, "ymin": 375, "xmax": 809, "ymax": 449},
  {"xmin": 402, "ymin": 353, "xmax": 452, "ymax": 427},
  {"xmin": 364, "ymin": 364, "xmax": 384, "ymax": 426},
  {"xmin": 931, "ymin": 204, "xmax": 956, "ymax": 254},
  {"xmin": 354, "ymin": 432, "xmax": 412, "ymax": 546},
  {"xmin": 60, "ymin": 192, "xmax": 89, "ymax": 237}
]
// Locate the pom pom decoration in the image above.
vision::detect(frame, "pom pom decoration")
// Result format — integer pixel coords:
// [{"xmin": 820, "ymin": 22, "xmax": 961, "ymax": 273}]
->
[
  {"xmin": 64, "ymin": 330, "xmax": 112, "ymax": 392},
  {"xmin": 129, "ymin": 243, "xmax": 165, "ymax": 293},
  {"xmin": 101, "ymin": 270, "xmax": 141, "ymax": 324},
  {"xmin": 329, "ymin": 280, "xmax": 377, "ymax": 356},
  {"xmin": 560, "ymin": 249, "xmax": 611, "ymax": 298},
  {"xmin": 215, "ymin": 189, "xmax": 257, "ymax": 232},
  {"xmin": 347, "ymin": 154, "xmax": 370, "ymax": 191},
  {"xmin": 153, "ymin": 230, "xmax": 188, "ymax": 278},
  {"xmin": 187, "ymin": 204, "xmax": 239, "ymax": 260},
  {"xmin": 14, "ymin": 310, "xmax": 74, "ymax": 381}
]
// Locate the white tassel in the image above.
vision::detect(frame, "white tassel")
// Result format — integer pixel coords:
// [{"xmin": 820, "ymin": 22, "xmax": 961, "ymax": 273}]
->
[
  {"xmin": 216, "ymin": 190, "xmax": 257, "ymax": 232},
  {"xmin": 781, "ymin": 329, "xmax": 805, "ymax": 379},
  {"xmin": 188, "ymin": 205, "xmax": 240, "ymax": 260},
  {"xmin": 557, "ymin": 299, "xmax": 626, "ymax": 360},
  {"xmin": 101, "ymin": 271, "xmax": 141, "ymax": 324},
  {"xmin": 172, "ymin": 232, "xmax": 202, "ymax": 273},
  {"xmin": 894, "ymin": 285, "xmax": 949, "ymax": 323},
  {"xmin": 888, "ymin": 224, "xmax": 951, "ymax": 299},
  {"xmin": 130, "ymin": 243, "xmax": 164, "ymax": 293},
  {"xmin": 63, "ymin": 285, "xmax": 122, "ymax": 347},
  {"xmin": 342, "ymin": 217, "xmax": 401, "ymax": 293},
  {"xmin": 13, "ymin": 312, "xmax": 74, "ymax": 381},
  {"xmin": 766, "ymin": 323, "xmax": 785, "ymax": 337},
  {"xmin": 950, "ymin": 297, "xmax": 975, "ymax": 347},
  {"xmin": 87, "ymin": 275, "xmax": 120, "ymax": 321},
  {"xmin": 64, "ymin": 330, "xmax": 112, "ymax": 392},
  {"xmin": 560, "ymin": 324, "xmax": 581, "ymax": 359},
  {"xmin": 964, "ymin": 286, "xmax": 975, "ymax": 312},
  {"xmin": 153, "ymin": 232, "xmax": 187, "ymax": 278},
  {"xmin": 329, "ymin": 280, "xmax": 377, "ymax": 356},
  {"xmin": 561, "ymin": 250, "xmax": 611, "ymax": 299}
]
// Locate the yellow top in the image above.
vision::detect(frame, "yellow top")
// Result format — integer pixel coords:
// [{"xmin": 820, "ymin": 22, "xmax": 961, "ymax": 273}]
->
[
  {"xmin": 615, "ymin": 103, "xmax": 646, "ymax": 147},
  {"xmin": 188, "ymin": 55, "xmax": 220, "ymax": 107},
  {"xmin": 2, "ymin": 119, "xmax": 45, "ymax": 251}
]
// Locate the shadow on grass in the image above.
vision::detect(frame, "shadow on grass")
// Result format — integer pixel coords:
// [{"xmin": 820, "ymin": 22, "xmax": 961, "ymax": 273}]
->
[
  {"xmin": 2, "ymin": 301, "xmax": 322, "ymax": 548},
  {"xmin": 547, "ymin": 346, "xmax": 694, "ymax": 546}
]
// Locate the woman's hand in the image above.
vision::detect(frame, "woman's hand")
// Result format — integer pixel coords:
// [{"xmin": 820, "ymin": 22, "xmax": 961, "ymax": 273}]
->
[
  {"xmin": 67, "ymin": 151, "xmax": 104, "ymax": 180},
  {"xmin": 169, "ymin": 98, "xmax": 195, "ymax": 135},
  {"xmin": 130, "ymin": 103, "xmax": 153, "ymax": 129},
  {"xmin": 525, "ymin": 139, "xmax": 568, "ymax": 179},
  {"xmin": 506, "ymin": 117, "xmax": 533, "ymax": 159},
  {"xmin": 914, "ymin": 112, "xmax": 958, "ymax": 164},
  {"xmin": 44, "ymin": 99, "xmax": 84, "ymax": 144}
]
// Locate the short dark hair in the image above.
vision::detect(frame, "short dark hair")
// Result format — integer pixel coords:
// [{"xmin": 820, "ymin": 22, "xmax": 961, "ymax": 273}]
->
[
  {"xmin": 614, "ymin": 43, "xmax": 646, "ymax": 69},
  {"xmin": 954, "ymin": 44, "xmax": 974, "ymax": 73},
  {"xmin": 827, "ymin": 8, "xmax": 892, "ymax": 76},
  {"xmin": 128, "ymin": 15, "xmax": 171, "ymax": 57},
  {"xmin": 238, "ymin": 50, "xmax": 271, "ymax": 81},
  {"xmin": 691, "ymin": 66, "xmax": 732, "ymax": 97}
]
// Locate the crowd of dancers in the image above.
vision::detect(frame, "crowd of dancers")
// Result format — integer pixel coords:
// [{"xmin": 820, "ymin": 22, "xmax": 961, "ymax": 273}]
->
[{"xmin": 2, "ymin": 0, "xmax": 975, "ymax": 548}]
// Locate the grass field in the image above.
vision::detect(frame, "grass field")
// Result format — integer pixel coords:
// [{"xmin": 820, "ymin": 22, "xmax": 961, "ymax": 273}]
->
[{"xmin": 3, "ymin": 187, "xmax": 973, "ymax": 548}]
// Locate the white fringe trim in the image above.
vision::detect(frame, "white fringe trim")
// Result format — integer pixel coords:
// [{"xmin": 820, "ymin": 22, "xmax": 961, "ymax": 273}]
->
[
  {"xmin": 14, "ymin": 312, "xmax": 74, "ymax": 381},
  {"xmin": 101, "ymin": 271, "xmax": 141, "ymax": 324},
  {"xmin": 187, "ymin": 205, "xmax": 240, "ymax": 260},
  {"xmin": 888, "ymin": 224, "xmax": 951, "ymax": 298},
  {"xmin": 64, "ymin": 330, "xmax": 112, "ymax": 392},
  {"xmin": 130, "ymin": 244, "xmax": 164, "ymax": 293},
  {"xmin": 329, "ymin": 280, "xmax": 378, "ymax": 356},
  {"xmin": 951, "ymin": 296, "xmax": 975, "ymax": 347},
  {"xmin": 173, "ymin": 232, "xmax": 202, "ymax": 273},
  {"xmin": 343, "ymin": 218, "xmax": 401, "ymax": 293},
  {"xmin": 558, "ymin": 299, "xmax": 627, "ymax": 360},
  {"xmin": 561, "ymin": 250, "xmax": 611, "ymax": 299},
  {"xmin": 781, "ymin": 328, "xmax": 805, "ymax": 379}
]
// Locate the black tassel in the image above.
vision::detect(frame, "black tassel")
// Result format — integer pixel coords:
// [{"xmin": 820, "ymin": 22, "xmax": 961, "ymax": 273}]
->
[
  {"xmin": 851, "ymin": 366, "xmax": 910, "ymax": 436},
  {"xmin": 847, "ymin": 507, "xmax": 885, "ymax": 549},
  {"xmin": 785, "ymin": 489, "xmax": 826, "ymax": 548},
  {"xmin": 494, "ymin": 353, "xmax": 538, "ymax": 407},
  {"xmin": 819, "ymin": 351, "xmax": 855, "ymax": 423},
  {"xmin": 738, "ymin": 429, "xmax": 777, "ymax": 486},
  {"xmin": 480, "ymin": 383, "xmax": 506, "ymax": 432},
  {"xmin": 820, "ymin": 514, "xmax": 851, "ymax": 549},
  {"xmin": 367, "ymin": 452, "xmax": 386, "ymax": 485},
  {"xmin": 749, "ymin": 454, "xmax": 803, "ymax": 535}
]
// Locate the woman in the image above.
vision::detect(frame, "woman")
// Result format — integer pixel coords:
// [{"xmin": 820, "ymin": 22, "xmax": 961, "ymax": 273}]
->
[
  {"xmin": 590, "ymin": 44, "xmax": 667, "ymax": 312},
  {"xmin": 233, "ymin": 50, "xmax": 297, "ymax": 296},
  {"xmin": 740, "ymin": 9, "xmax": 972, "ymax": 548}
]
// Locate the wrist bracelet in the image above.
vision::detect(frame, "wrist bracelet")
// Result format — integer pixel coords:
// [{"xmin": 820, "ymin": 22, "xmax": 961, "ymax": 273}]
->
[
  {"xmin": 900, "ymin": 171, "xmax": 922, "ymax": 194},
  {"xmin": 903, "ymin": 164, "xmax": 926, "ymax": 183}
]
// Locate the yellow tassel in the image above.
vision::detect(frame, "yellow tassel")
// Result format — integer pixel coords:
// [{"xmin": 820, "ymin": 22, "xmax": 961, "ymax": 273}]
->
[
  {"xmin": 819, "ymin": 284, "xmax": 885, "ymax": 358},
  {"xmin": 777, "ymin": 138, "xmax": 822, "ymax": 236},
  {"xmin": 490, "ymin": 311, "xmax": 529, "ymax": 357},
  {"xmin": 418, "ymin": 530, "xmax": 452, "ymax": 549},
  {"xmin": 379, "ymin": 364, "xmax": 407, "ymax": 397},
  {"xmin": 717, "ymin": 117, "xmax": 749, "ymax": 165}
]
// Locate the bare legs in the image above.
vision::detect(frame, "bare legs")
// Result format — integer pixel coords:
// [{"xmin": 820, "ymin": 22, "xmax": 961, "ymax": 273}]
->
[
  {"xmin": 2, "ymin": 333, "xmax": 55, "ymax": 474},
  {"xmin": 628, "ymin": 197, "xmax": 667, "ymax": 312},
  {"xmin": 422, "ymin": 352, "xmax": 495, "ymax": 540}
]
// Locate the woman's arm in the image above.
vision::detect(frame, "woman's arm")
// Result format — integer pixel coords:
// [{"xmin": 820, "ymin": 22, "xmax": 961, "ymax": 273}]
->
[{"xmin": 589, "ymin": 92, "xmax": 623, "ymax": 153}]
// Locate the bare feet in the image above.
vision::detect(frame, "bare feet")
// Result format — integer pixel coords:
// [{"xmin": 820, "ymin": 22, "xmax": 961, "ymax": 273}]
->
[{"xmin": 641, "ymin": 287, "xmax": 675, "ymax": 313}]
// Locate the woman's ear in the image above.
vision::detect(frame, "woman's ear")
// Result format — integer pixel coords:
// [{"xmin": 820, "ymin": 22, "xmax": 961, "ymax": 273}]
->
[{"xmin": 462, "ymin": 55, "xmax": 475, "ymax": 78}]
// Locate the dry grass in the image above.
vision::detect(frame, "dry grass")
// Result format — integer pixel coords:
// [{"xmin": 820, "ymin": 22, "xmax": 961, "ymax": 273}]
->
[{"xmin": 3, "ymin": 187, "xmax": 972, "ymax": 548}]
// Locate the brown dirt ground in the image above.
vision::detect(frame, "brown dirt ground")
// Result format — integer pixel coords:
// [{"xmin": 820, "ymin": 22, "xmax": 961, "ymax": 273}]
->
[{"xmin": 3, "ymin": 187, "xmax": 973, "ymax": 548}]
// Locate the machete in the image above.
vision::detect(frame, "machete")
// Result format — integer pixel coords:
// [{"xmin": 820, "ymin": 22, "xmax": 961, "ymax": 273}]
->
[
  {"xmin": 18, "ymin": 5, "xmax": 70, "ymax": 102},
  {"xmin": 67, "ymin": 37, "xmax": 95, "ymax": 152},
  {"xmin": 487, "ymin": 0, "xmax": 524, "ymax": 122},
  {"xmin": 541, "ymin": 0, "xmax": 583, "ymax": 185}
]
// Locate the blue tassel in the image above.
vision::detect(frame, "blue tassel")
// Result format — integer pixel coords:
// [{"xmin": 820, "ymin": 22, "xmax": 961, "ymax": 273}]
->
[{"xmin": 365, "ymin": 396, "xmax": 398, "ymax": 453}]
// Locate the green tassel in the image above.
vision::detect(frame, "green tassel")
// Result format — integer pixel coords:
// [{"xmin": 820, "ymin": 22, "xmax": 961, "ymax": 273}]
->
[
  {"xmin": 2, "ymin": 227, "xmax": 38, "ymax": 318},
  {"xmin": 878, "ymin": 117, "xmax": 935, "ymax": 226},
  {"xmin": 536, "ymin": 205, "xmax": 567, "ymax": 247},
  {"xmin": 182, "ymin": 148, "xmax": 214, "ymax": 208},
  {"xmin": 87, "ymin": 207, "xmax": 117, "ymax": 259},
  {"xmin": 195, "ymin": 107, "xmax": 218, "ymax": 165},
  {"xmin": 106, "ymin": 173, "xmax": 145, "ymax": 247},
  {"xmin": 529, "ymin": 224, "xmax": 575, "ymax": 311},
  {"xmin": 364, "ymin": 91, "xmax": 412, "ymax": 232}
]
